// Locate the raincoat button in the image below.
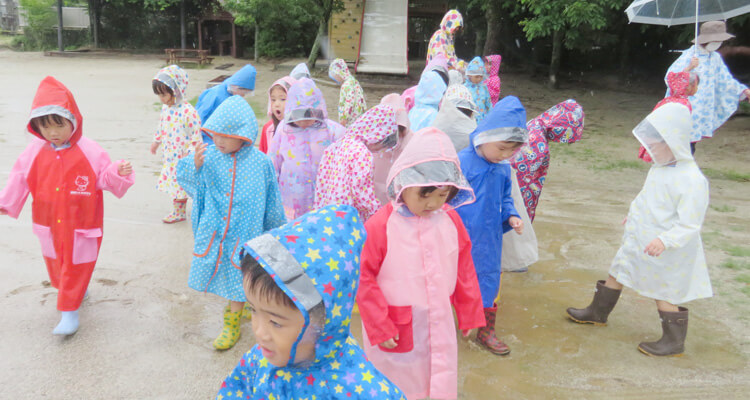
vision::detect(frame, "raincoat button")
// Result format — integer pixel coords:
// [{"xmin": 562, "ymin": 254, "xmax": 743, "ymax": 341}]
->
[{"xmin": 57, "ymin": 219, "xmax": 61, "ymax": 223}]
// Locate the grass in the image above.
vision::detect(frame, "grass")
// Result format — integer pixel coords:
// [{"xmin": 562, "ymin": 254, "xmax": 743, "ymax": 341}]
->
[
  {"xmin": 720, "ymin": 259, "xmax": 750, "ymax": 270},
  {"xmin": 735, "ymin": 274, "xmax": 750, "ymax": 284},
  {"xmin": 188, "ymin": 96, "xmax": 198, "ymax": 107},
  {"xmin": 593, "ymin": 159, "xmax": 647, "ymax": 172},
  {"xmin": 710, "ymin": 204, "xmax": 736, "ymax": 213},
  {"xmin": 724, "ymin": 245, "xmax": 750, "ymax": 258},
  {"xmin": 742, "ymin": 286, "xmax": 750, "ymax": 297},
  {"xmin": 702, "ymin": 168, "xmax": 750, "ymax": 182}
]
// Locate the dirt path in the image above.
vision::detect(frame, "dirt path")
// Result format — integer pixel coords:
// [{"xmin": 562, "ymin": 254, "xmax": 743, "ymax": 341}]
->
[{"xmin": 0, "ymin": 50, "xmax": 748, "ymax": 399}]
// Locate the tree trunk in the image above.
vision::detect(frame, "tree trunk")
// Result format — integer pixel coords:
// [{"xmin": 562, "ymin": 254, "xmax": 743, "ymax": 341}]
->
[
  {"xmin": 87, "ymin": 0, "xmax": 99, "ymax": 48},
  {"xmin": 307, "ymin": 18, "xmax": 326, "ymax": 69},
  {"xmin": 618, "ymin": 24, "xmax": 632, "ymax": 82},
  {"xmin": 548, "ymin": 28, "xmax": 563, "ymax": 89},
  {"xmin": 254, "ymin": 23, "xmax": 259, "ymax": 61},
  {"xmin": 483, "ymin": 3, "xmax": 499, "ymax": 56},
  {"xmin": 180, "ymin": 0, "xmax": 186, "ymax": 50},
  {"xmin": 56, "ymin": 0, "xmax": 64, "ymax": 52}
]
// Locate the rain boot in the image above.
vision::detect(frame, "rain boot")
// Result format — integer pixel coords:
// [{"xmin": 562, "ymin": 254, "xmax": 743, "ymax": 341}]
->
[
  {"xmin": 476, "ymin": 304, "xmax": 511, "ymax": 355},
  {"xmin": 163, "ymin": 199, "xmax": 187, "ymax": 224},
  {"xmin": 566, "ymin": 280, "xmax": 621, "ymax": 326},
  {"xmin": 213, "ymin": 305, "xmax": 242, "ymax": 350},
  {"xmin": 638, "ymin": 307, "xmax": 688, "ymax": 357}
]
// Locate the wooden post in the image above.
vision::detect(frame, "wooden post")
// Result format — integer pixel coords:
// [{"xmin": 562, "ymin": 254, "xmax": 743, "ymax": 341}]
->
[
  {"xmin": 231, "ymin": 21, "xmax": 236, "ymax": 58},
  {"xmin": 56, "ymin": 0, "xmax": 63, "ymax": 52},
  {"xmin": 180, "ymin": 0, "xmax": 186, "ymax": 50},
  {"xmin": 198, "ymin": 19, "xmax": 203, "ymax": 51}
]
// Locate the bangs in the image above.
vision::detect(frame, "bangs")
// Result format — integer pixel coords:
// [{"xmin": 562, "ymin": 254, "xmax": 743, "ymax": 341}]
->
[
  {"xmin": 30, "ymin": 114, "xmax": 67, "ymax": 132},
  {"xmin": 152, "ymin": 79, "xmax": 174, "ymax": 96},
  {"xmin": 241, "ymin": 256, "xmax": 297, "ymax": 309}
]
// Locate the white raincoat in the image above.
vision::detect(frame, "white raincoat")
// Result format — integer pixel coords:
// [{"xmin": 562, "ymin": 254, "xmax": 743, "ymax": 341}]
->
[{"xmin": 609, "ymin": 103, "xmax": 712, "ymax": 304}]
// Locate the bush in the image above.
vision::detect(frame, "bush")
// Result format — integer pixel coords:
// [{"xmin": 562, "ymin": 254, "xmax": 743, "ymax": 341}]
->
[{"xmin": 15, "ymin": 0, "xmax": 90, "ymax": 51}]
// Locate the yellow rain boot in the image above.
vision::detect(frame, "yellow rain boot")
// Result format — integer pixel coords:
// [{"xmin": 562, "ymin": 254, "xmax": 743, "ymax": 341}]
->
[
  {"xmin": 241, "ymin": 302, "xmax": 252, "ymax": 321},
  {"xmin": 213, "ymin": 305, "xmax": 242, "ymax": 350}
]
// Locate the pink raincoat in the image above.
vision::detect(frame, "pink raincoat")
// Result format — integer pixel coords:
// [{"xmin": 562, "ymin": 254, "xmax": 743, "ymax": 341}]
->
[
  {"xmin": 268, "ymin": 78, "xmax": 345, "ymax": 219},
  {"xmin": 426, "ymin": 10, "xmax": 463, "ymax": 69},
  {"xmin": 373, "ymin": 93, "xmax": 412, "ymax": 205},
  {"xmin": 359, "ymin": 127, "xmax": 484, "ymax": 400},
  {"xmin": 485, "ymin": 55, "xmax": 502, "ymax": 105},
  {"xmin": 314, "ymin": 104, "xmax": 397, "ymax": 221}
]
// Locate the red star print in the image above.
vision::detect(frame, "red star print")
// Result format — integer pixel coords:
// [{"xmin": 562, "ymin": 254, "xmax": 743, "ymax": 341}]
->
[
  {"xmin": 335, "ymin": 211, "xmax": 347, "ymax": 218},
  {"xmin": 323, "ymin": 282, "xmax": 335, "ymax": 296},
  {"xmin": 285, "ymin": 235, "xmax": 299, "ymax": 243},
  {"xmin": 306, "ymin": 374, "xmax": 315, "ymax": 385}
]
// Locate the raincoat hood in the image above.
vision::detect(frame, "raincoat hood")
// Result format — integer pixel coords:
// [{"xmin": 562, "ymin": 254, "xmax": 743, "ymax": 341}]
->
[
  {"xmin": 424, "ymin": 54, "xmax": 449, "ymax": 83},
  {"xmin": 633, "ymin": 102, "xmax": 693, "ymax": 166},
  {"xmin": 666, "ymin": 71, "xmax": 690, "ymax": 98},
  {"xmin": 328, "ymin": 58, "xmax": 352, "ymax": 83},
  {"xmin": 387, "ymin": 127, "xmax": 474, "ymax": 209},
  {"xmin": 380, "ymin": 93, "xmax": 410, "ymax": 130},
  {"xmin": 530, "ymin": 99, "xmax": 584, "ymax": 143},
  {"xmin": 290, "ymin": 62, "xmax": 311, "ymax": 80},
  {"xmin": 347, "ymin": 104, "xmax": 398, "ymax": 146},
  {"xmin": 443, "ymin": 82, "xmax": 476, "ymax": 113},
  {"xmin": 240, "ymin": 204, "xmax": 366, "ymax": 368},
  {"xmin": 201, "ymin": 95, "xmax": 258, "ymax": 144},
  {"xmin": 225, "ymin": 64, "xmax": 257, "ymax": 91},
  {"xmin": 415, "ymin": 71, "xmax": 448, "ymax": 109},
  {"xmin": 465, "ymin": 56, "xmax": 486, "ymax": 77},
  {"xmin": 440, "ymin": 9, "xmax": 463, "ymax": 35},
  {"xmin": 471, "ymin": 96, "xmax": 528, "ymax": 149},
  {"xmin": 284, "ymin": 78, "xmax": 328, "ymax": 129},
  {"xmin": 154, "ymin": 65, "xmax": 189, "ymax": 104},
  {"xmin": 27, "ymin": 76, "xmax": 83, "ymax": 145},
  {"xmin": 486, "ymin": 55, "xmax": 501, "ymax": 76},
  {"xmin": 448, "ymin": 70, "xmax": 464, "ymax": 86},
  {"xmin": 433, "ymin": 99, "xmax": 477, "ymax": 153},
  {"xmin": 266, "ymin": 76, "xmax": 297, "ymax": 119}
]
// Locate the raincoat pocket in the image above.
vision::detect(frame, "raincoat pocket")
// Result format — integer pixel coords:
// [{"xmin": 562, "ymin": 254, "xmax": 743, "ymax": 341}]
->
[
  {"xmin": 73, "ymin": 228, "xmax": 102, "ymax": 265},
  {"xmin": 192, "ymin": 231, "xmax": 216, "ymax": 257},
  {"xmin": 379, "ymin": 305, "xmax": 414, "ymax": 353},
  {"xmin": 230, "ymin": 238, "xmax": 242, "ymax": 270},
  {"xmin": 32, "ymin": 223, "xmax": 56, "ymax": 259}
]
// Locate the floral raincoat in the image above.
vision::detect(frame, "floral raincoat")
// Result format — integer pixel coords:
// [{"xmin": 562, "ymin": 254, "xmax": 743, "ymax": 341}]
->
[{"xmin": 329, "ymin": 58, "xmax": 367, "ymax": 126}]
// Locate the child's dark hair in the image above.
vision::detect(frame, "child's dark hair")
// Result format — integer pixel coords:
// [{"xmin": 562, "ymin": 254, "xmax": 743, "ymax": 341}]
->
[
  {"xmin": 29, "ymin": 114, "xmax": 67, "ymax": 133},
  {"xmin": 152, "ymin": 79, "xmax": 174, "ymax": 97},
  {"xmin": 400, "ymin": 185, "xmax": 459, "ymax": 203},
  {"xmin": 242, "ymin": 255, "xmax": 297, "ymax": 309}
]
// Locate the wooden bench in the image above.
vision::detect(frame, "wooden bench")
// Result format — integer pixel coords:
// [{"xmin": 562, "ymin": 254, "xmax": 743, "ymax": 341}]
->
[{"xmin": 164, "ymin": 48, "xmax": 214, "ymax": 65}]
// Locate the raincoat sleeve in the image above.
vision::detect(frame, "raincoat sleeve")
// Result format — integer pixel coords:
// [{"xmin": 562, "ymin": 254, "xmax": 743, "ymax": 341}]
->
[
  {"xmin": 717, "ymin": 58, "xmax": 749, "ymax": 99},
  {"xmin": 500, "ymin": 165, "xmax": 520, "ymax": 233},
  {"xmin": 184, "ymin": 104, "xmax": 203, "ymax": 156},
  {"xmin": 266, "ymin": 126, "xmax": 284, "ymax": 174},
  {"xmin": 216, "ymin": 349, "xmax": 256, "ymax": 399},
  {"xmin": 358, "ymin": 204, "xmax": 399, "ymax": 345},
  {"xmin": 0, "ymin": 141, "xmax": 43, "ymax": 218},
  {"xmin": 259, "ymin": 120, "xmax": 273, "ymax": 154},
  {"xmin": 176, "ymin": 151, "xmax": 204, "ymax": 200},
  {"xmin": 657, "ymin": 181, "xmax": 709, "ymax": 249},
  {"xmin": 351, "ymin": 151, "xmax": 381, "ymax": 221},
  {"xmin": 447, "ymin": 210, "xmax": 485, "ymax": 330},
  {"xmin": 78, "ymin": 139, "xmax": 134, "ymax": 198},
  {"xmin": 154, "ymin": 106, "xmax": 166, "ymax": 143},
  {"xmin": 195, "ymin": 88, "xmax": 216, "ymax": 125},
  {"xmin": 262, "ymin": 159, "xmax": 286, "ymax": 231}
]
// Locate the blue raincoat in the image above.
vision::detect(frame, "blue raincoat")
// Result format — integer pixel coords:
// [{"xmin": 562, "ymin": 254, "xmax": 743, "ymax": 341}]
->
[
  {"xmin": 456, "ymin": 96, "xmax": 528, "ymax": 307},
  {"xmin": 408, "ymin": 70, "xmax": 447, "ymax": 132},
  {"xmin": 195, "ymin": 64, "xmax": 257, "ymax": 144},
  {"xmin": 464, "ymin": 57, "xmax": 492, "ymax": 124},
  {"xmin": 216, "ymin": 204, "xmax": 406, "ymax": 400},
  {"xmin": 177, "ymin": 96, "xmax": 285, "ymax": 301}
]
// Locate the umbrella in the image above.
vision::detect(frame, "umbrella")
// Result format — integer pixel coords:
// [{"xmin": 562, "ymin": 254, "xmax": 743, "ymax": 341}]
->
[{"xmin": 625, "ymin": 0, "xmax": 750, "ymax": 44}]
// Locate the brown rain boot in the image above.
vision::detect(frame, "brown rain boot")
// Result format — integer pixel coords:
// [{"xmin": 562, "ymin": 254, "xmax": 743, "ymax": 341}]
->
[
  {"xmin": 638, "ymin": 307, "xmax": 688, "ymax": 357},
  {"xmin": 476, "ymin": 304, "xmax": 511, "ymax": 355},
  {"xmin": 566, "ymin": 280, "xmax": 621, "ymax": 326}
]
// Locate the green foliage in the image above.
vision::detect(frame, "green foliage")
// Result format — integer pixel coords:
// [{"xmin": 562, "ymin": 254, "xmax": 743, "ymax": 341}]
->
[
  {"xmin": 519, "ymin": 0, "xmax": 621, "ymax": 50},
  {"xmin": 17, "ymin": 0, "xmax": 55, "ymax": 49},
  {"xmin": 720, "ymin": 259, "xmax": 750, "ymax": 270}
]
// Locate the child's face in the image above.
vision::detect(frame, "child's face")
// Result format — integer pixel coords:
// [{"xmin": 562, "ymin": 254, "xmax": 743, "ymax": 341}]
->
[
  {"xmin": 38, "ymin": 118, "xmax": 73, "ymax": 146},
  {"xmin": 213, "ymin": 134, "xmax": 245, "ymax": 154},
  {"xmin": 269, "ymin": 86, "xmax": 287, "ymax": 121},
  {"xmin": 468, "ymin": 75, "xmax": 483, "ymax": 84},
  {"xmin": 402, "ymin": 186, "xmax": 452, "ymax": 217},
  {"xmin": 157, "ymin": 91, "xmax": 175, "ymax": 106},
  {"xmin": 478, "ymin": 141, "xmax": 522, "ymax": 163},
  {"xmin": 245, "ymin": 284, "xmax": 316, "ymax": 367},
  {"xmin": 686, "ymin": 81, "xmax": 699, "ymax": 96},
  {"xmin": 294, "ymin": 120, "xmax": 315, "ymax": 129}
]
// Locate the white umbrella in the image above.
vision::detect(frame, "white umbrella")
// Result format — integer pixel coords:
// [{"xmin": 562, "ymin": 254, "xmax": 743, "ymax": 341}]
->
[{"xmin": 625, "ymin": 0, "xmax": 750, "ymax": 44}]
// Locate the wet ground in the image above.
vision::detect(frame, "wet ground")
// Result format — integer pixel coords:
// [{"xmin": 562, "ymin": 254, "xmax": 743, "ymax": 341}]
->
[{"xmin": 0, "ymin": 50, "xmax": 749, "ymax": 399}]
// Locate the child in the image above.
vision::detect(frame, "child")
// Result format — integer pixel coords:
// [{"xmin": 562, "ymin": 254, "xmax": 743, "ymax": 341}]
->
[
  {"xmin": 314, "ymin": 104, "xmax": 399, "ymax": 220},
  {"xmin": 407, "ymin": 67, "xmax": 448, "ymax": 132},
  {"xmin": 373, "ymin": 93, "xmax": 412, "ymax": 205},
  {"xmin": 485, "ymin": 54, "xmax": 502, "ymax": 105},
  {"xmin": 433, "ymin": 72, "xmax": 477, "ymax": 152},
  {"xmin": 195, "ymin": 64, "xmax": 256, "ymax": 144},
  {"xmin": 216, "ymin": 204, "xmax": 406, "ymax": 400},
  {"xmin": 566, "ymin": 103, "xmax": 710, "ymax": 357},
  {"xmin": 177, "ymin": 95, "xmax": 286, "ymax": 350},
  {"xmin": 329, "ymin": 58, "xmax": 367, "ymax": 126},
  {"xmin": 638, "ymin": 57, "xmax": 699, "ymax": 162},
  {"xmin": 258, "ymin": 76, "xmax": 296, "ymax": 154},
  {"xmin": 358, "ymin": 127, "xmax": 485, "ymax": 400},
  {"xmin": 456, "ymin": 96, "xmax": 528, "ymax": 355},
  {"xmin": 464, "ymin": 56, "xmax": 492, "ymax": 123},
  {"xmin": 401, "ymin": 54, "xmax": 449, "ymax": 113},
  {"xmin": 267, "ymin": 78, "xmax": 345, "ymax": 219},
  {"xmin": 150, "ymin": 65, "xmax": 202, "ymax": 223},
  {"xmin": 426, "ymin": 9, "xmax": 464, "ymax": 70},
  {"xmin": 511, "ymin": 99, "xmax": 585, "ymax": 221},
  {"xmin": 0, "ymin": 76, "xmax": 135, "ymax": 335},
  {"xmin": 290, "ymin": 62, "xmax": 311, "ymax": 79}
]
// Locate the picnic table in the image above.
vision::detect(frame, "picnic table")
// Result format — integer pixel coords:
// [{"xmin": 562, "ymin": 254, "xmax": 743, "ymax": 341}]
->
[{"xmin": 164, "ymin": 48, "xmax": 214, "ymax": 65}]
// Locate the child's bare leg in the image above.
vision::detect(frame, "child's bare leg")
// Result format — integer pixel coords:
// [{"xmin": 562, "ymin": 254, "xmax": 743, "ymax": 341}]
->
[
  {"xmin": 229, "ymin": 301, "xmax": 244, "ymax": 312},
  {"xmin": 604, "ymin": 275, "xmax": 624, "ymax": 291},
  {"xmin": 655, "ymin": 299, "xmax": 679, "ymax": 312}
]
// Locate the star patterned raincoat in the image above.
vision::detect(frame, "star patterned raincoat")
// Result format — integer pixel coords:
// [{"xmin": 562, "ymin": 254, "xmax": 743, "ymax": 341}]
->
[
  {"xmin": 0, "ymin": 76, "xmax": 134, "ymax": 311},
  {"xmin": 177, "ymin": 96, "xmax": 286, "ymax": 301},
  {"xmin": 609, "ymin": 103, "xmax": 712, "ymax": 304},
  {"xmin": 267, "ymin": 78, "xmax": 345, "ymax": 220},
  {"xmin": 329, "ymin": 58, "xmax": 367, "ymax": 126},
  {"xmin": 216, "ymin": 204, "xmax": 406, "ymax": 400},
  {"xmin": 315, "ymin": 105, "xmax": 398, "ymax": 221},
  {"xmin": 426, "ymin": 10, "xmax": 463, "ymax": 69},
  {"xmin": 153, "ymin": 65, "xmax": 201, "ymax": 200},
  {"xmin": 358, "ymin": 127, "xmax": 484, "ymax": 400}
]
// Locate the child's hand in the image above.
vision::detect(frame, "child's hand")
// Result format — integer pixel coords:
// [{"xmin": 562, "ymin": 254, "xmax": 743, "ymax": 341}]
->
[
  {"xmin": 380, "ymin": 336, "xmax": 398, "ymax": 349},
  {"xmin": 743, "ymin": 89, "xmax": 750, "ymax": 102},
  {"xmin": 0, "ymin": 208, "xmax": 7, "ymax": 216},
  {"xmin": 686, "ymin": 57, "xmax": 699, "ymax": 71},
  {"xmin": 117, "ymin": 161, "xmax": 133, "ymax": 176},
  {"xmin": 194, "ymin": 143, "xmax": 207, "ymax": 168},
  {"xmin": 622, "ymin": 216, "xmax": 628, "ymax": 225},
  {"xmin": 461, "ymin": 329, "xmax": 475, "ymax": 338},
  {"xmin": 150, "ymin": 141, "xmax": 160, "ymax": 155},
  {"xmin": 644, "ymin": 238, "xmax": 665, "ymax": 257},
  {"xmin": 509, "ymin": 216, "xmax": 523, "ymax": 235}
]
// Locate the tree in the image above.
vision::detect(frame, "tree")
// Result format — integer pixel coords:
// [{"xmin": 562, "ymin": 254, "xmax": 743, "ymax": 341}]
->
[{"xmin": 306, "ymin": 0, "xmax": 343, "ymax": 68}]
